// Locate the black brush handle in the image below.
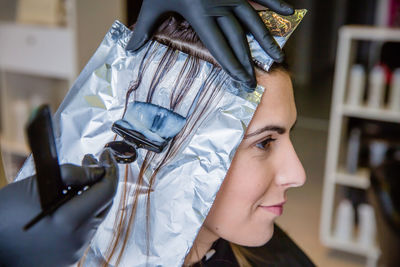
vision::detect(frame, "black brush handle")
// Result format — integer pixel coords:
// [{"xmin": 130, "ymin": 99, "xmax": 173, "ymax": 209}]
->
[{"xmin": 26, "ymin": 105, "xmax": 64, "ymax": 210}]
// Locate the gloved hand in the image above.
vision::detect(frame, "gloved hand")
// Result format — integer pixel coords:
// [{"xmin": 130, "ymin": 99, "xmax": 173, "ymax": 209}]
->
[
  {"xmin": 126, "ymin": 0, "xmax": 294, "ymax": 90},
  {"xmin": 0, "ymin": 149, "xmax": 118, "ymax": 267}
]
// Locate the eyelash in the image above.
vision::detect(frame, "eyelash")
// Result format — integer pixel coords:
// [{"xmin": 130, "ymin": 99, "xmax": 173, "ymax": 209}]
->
[{"xmin": 255, "ymin": 137, "xmax": 277, "ymax": 150}]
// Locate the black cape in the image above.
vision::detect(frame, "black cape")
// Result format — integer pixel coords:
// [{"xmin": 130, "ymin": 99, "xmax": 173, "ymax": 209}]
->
[{"xmin": 195, "ymin": 224, "xmax": 315, "ymax": 267}]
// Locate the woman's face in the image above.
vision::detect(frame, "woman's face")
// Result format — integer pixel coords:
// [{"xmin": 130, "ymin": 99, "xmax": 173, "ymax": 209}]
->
[{"xmin": 203, "ymin": 70, "xmax": 306, "ymax": 246}]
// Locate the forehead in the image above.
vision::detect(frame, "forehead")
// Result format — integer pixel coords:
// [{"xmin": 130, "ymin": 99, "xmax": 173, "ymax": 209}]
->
[{"xmin": 248, "ymin": 70, "xmax": 296, "ymax": 131}]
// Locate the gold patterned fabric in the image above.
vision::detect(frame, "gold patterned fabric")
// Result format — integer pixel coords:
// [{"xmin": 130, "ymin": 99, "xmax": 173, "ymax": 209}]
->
[{"xmin": 260, "ymin": 9, "xmax": 307, "ymax": 37}]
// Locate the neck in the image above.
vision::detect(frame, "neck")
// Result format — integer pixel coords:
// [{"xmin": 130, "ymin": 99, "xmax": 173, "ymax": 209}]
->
[{"xmin": 183, "ymin": 226, "xmax": 219, "ymax": 266}]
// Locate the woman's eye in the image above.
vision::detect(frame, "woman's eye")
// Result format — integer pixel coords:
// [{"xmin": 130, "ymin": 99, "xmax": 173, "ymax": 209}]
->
[{"xmin": 255, "ymin": 138, "xmax": 276, "ymax": 150}]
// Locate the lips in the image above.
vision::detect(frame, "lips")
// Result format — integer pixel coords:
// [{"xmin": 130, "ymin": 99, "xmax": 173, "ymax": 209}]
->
[
  {"xmin": 259, "ymin": 201, "xmax": 286, "ymax": 216},
  {"xmin": 261, "ymin": 205, "xmax": 283, "ymax": 216}
]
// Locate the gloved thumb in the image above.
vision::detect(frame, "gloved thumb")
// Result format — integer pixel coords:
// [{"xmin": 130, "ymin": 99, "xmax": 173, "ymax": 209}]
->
[
  {"xmin": 60, "ymin": 163, "xmax": 105, "ymax": 187},
  {"xmin": 55, "ymin": 148, "xmax": 118, "ymax": 228}
]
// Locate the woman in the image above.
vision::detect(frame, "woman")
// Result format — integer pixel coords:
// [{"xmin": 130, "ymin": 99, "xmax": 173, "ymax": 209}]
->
[
  {"xmin": 79, "ymin": 15, "xmax": 313, "ymax": 266},
  {"xmin": 183, "ymin": 65, "xmax": 307, "ymax": 266}
]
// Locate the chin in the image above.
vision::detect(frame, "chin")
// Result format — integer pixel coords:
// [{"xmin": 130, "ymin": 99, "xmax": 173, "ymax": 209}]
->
[
  {"xmin": 253, "ymin": 227, "xmax": 275, "ymax": 247},
  {"xmin": 233, "ymin": 223, "xmax": 275, "ymax": 247}
]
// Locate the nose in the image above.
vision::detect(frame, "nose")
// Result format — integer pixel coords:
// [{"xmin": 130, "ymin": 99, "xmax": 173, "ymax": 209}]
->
[{"xmin": 275, "ymin": 140, "xmax": 306, "ymax": 188}]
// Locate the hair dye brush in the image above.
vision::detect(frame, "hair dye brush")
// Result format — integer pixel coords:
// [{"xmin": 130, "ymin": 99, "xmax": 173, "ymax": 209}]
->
[{"xmin": 105, "ymin": 101, "xmax": 186, "ymax": 163}]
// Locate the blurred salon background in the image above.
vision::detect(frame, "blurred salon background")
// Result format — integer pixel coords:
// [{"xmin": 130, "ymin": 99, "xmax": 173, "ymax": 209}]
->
[{"xmin": 0, "ymin": 0, "xmax": 399, "ymax": 266}]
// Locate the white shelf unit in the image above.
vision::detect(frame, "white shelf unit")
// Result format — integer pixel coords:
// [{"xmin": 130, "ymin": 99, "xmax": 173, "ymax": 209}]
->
[
  {"xmin": 0, "ymin": 0, "xmax": 126, "ymax": 181},
  {"xmin": 320, "ymin": 25, "xmax": 400, "ymax": 267},
  {"xmin": 335, "ymin": 167, "xmax": 370, "ymax": 189}
]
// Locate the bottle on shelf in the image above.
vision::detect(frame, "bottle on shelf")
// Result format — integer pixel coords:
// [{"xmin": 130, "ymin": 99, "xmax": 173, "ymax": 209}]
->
[
  {"xmin": 388, "ymin": 68, "xmax": 400, "ymax": 112},
  {"xmin": 334, "ymin": 199, "xmax": 355, "ymax": 242},
  {"xmin": 369, "ymin": 140, "xmax": 389, "ymax": 168},
  {"xmin": 357, "ymin": 203, "xmax": 376, "ymax": 248},
  {"xmin": 347, "ymin": 64, "xmax": 366, "ymax": 107},
  {"xmin": 346, "ymin": 128, "xmax": 362, "ymax": 174},
  {"xmin": 367, "ymin": 65, "xmax": 386, "ymax": 109}
]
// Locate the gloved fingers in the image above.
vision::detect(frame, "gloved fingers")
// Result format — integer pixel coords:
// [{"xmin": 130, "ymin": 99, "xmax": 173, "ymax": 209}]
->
[
  {"xmin": 216, "ymin": 14, "xmax": 255, "ymax": 88},
  {"xmin": 55, "ymin": 149, "xmax": 118, "ymax": 229},
  {"xmin": 253, "ymin": 0, "xmax": 294, "ymax": 15},
  {"xmin": 234, "ymin": 3, "xmax": 284, "ymax": 63},
  {"xmin": 98, "ymin": 148, "xmax": 119, "ymax": 197},
  {"xmin": 82, "ymin": 154, "xmax": 99, "ymax": 166},
  {"xmin": 189, "ymin": 15, "xmax": 256, "ymax": 90},
  {"xmin": 60, "ymin": 164, "xmax": 105, "ymax": 187},
  {"xmin": 126, "ymin": 3, "xmax": 163, "ymax": 52}
]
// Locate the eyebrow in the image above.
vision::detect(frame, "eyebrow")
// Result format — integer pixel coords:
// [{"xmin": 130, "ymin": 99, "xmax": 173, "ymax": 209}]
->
[{"xmin": 243, "ymin": 119, "xmax": 297, "ymax": 139}]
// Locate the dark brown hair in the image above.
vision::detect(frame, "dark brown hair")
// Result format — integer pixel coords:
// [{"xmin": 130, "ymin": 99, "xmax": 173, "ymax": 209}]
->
[{"xmin": 154, "ymin": 16, "xmax": 289, "ymax": 74}]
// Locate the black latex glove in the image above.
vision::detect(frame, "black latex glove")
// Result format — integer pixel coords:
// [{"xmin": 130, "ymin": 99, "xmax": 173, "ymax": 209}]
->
[
  {"xmin": 0, "ymin": 149, "xmax": 118, "ymax": 267},
  {"xmin": 126, "ymin": 0, "xmax": 294, "ymax": 90}
]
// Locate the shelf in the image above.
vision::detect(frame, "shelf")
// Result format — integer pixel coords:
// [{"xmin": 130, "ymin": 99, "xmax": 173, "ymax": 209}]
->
[
  {"xmin": 0, "ymin": 22, "xmax": 75, "ymax": 79},
  {"xmin": 324, "ymin": 235, "xmax": 380, "ymax": 259},
  {"xmin": 0, "ymin": 0, "xmax": 126, "ymax": 181},
  {"xmin": 342, "ymin": 105, "xmax": 400, "ymax": 124},
  {"xmin": 0, "ymin": 21, "xmax": 68, "ymax": 31},
  {"xmin": 320, "ymin": 25, "xmax": 400, "ymax": 266},
  {"xmin": 335, "ymin": 167, "xmax": 370, "ymax": 189},
  {"xmin": 0, "ymin": 135, "xmax": 30, "ymax": 156},
  {"xmin": 340, "ymin": 25, "xmax": 400, "ymax": 42}
]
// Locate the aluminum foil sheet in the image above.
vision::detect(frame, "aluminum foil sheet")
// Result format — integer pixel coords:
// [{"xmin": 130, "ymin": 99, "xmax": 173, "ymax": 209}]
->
[
  {"xmin": 14, "ymin": 10, "xmax": 305, "ymax": 266},
  {"xmin": 249, "ymin": 9, "xmax": 307, "ymax": 71}
]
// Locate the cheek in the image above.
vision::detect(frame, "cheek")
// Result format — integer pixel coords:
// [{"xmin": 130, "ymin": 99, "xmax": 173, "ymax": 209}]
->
[
  {"xmin": 204, "ymin": 153, "xmax": 276, "ymax": 245},
  {"xmin": 222, "ymin": 155, "xmax": 273, "ymax": 205},
  {"xmin": 236, "ymin": 157, "xmax": 273, "ymax": 197}
]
